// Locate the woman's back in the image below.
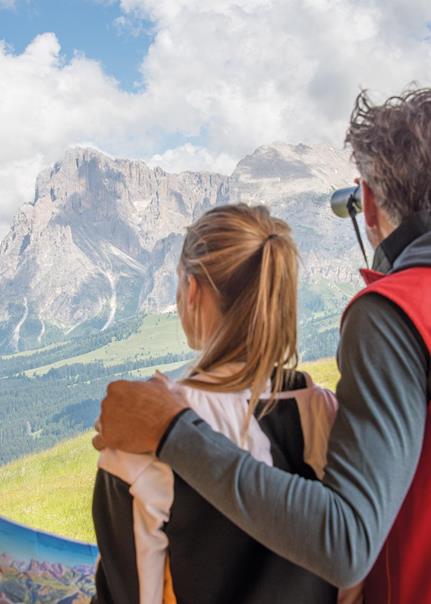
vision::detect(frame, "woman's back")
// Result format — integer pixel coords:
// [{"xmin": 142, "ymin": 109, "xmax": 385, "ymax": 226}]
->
[
  {"xmin": 92, "ymin": 204, "xmax": 348, "ymax": 603},
  {"xmin": 92, "ymin": 369, "xmax": 338, "ymax": 604}
]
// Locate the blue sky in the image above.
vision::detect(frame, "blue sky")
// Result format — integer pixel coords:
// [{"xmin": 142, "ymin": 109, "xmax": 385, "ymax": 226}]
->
[
  {"xmin": 0, "ymin": 0, "xmax": 153, "ymax": 90},
  {"xmin": 0, "ymin": 0, "xmax": 430, "ymax": 239}
]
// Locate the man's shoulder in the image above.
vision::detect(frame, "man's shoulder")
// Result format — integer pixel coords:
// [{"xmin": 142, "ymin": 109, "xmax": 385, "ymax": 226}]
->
[
  {"xmin": 345, "ymin": 267, "xmax": 431, "ymax": 326},
  {"xmin": 340, "ymin": 289, "xmax": 429, "ymax": 381},
  {"xmin": 342, "ymin": 291, "xmax": 401, "ymax": 333}
]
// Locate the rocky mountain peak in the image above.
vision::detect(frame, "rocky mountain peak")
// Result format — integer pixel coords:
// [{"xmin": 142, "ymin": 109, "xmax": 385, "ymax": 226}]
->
[
  {"xmin": 232, "ymin": 141, "xmax": 354, "ymax": 191},
  {"xmin": 0, "ymin": 143, "xmax": 361, "ymax": 353}
]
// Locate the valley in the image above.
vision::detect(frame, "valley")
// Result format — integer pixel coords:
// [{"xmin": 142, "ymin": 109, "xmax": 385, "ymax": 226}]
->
[
  {"xmin": 0, "ymin": 313, "xmax": 192, "ymax": 465},
  {"xmin": 0, "ymin": 357, "xmax": 340, "ymax": 543}
]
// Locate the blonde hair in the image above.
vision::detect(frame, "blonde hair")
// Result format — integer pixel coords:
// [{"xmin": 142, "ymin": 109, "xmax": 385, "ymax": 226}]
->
[{"xmin": 179, "ymin": 203, "xmax": 298, "ymax": 420}]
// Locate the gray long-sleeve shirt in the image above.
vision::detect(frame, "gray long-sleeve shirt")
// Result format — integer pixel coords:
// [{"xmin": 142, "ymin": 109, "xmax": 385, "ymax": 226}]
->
[{"xmin": 158, "ymin": 217, "xmax": 431, "ymax": 588}]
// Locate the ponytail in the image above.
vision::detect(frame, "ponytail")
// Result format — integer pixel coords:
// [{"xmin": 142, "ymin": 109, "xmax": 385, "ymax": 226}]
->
[
  {"xmin": 246, "ymin": 232, "xmax": 298, "ymax": 421},
  {"xmin": 179, "ymin": 204, "xmax": 299, "ymax": 421}
]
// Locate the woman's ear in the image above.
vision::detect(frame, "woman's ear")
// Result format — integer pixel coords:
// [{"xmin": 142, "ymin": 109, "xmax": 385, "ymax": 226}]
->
[{"xmin": 187, "ymin": 274, "xmax": 199, "ymax": 309}]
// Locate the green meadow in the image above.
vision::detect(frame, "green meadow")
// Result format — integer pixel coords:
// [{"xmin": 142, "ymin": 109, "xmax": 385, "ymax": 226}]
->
[
  {"xmin": 0, "ymin": 313, "xmax": 193, "ymax": 465},
  {"xmin": 23, "ymin": 313, "xmax": 188, "ymax": 377},
  {"xmin": 0, "ymin": 431, "xmax": 98, "ymax": 543},
  {"xmin": 0, "ymin": 357, "xmax": 339, "ymax": 544}
]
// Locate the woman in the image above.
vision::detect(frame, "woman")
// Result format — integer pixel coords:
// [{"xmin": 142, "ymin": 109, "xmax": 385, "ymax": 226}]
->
[{"xmin": 92, "ymin": 204, "xmax": 361, "ymax": 603}]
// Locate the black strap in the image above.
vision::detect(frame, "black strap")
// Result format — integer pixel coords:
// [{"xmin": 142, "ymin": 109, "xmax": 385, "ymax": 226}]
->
[{"xmin": 347, "ymin": 189, "xmax": 369, "ymax": 269}]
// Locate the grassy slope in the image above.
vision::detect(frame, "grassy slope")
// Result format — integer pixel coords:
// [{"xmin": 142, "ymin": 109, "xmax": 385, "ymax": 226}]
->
[
  {"xmin": 0, "ymin": 431, "xmax": 98, "ymax": 543},
  {"xmin": 24, "ymin": 313, "xmax": 188, "ymax": 377},
  {"xmin": 0, "ymin": 357, "xmax": 339, "ymax": 544},
  {"xmin": 300, "ymin": 357, "xmax": 339, "ymax": 388}
]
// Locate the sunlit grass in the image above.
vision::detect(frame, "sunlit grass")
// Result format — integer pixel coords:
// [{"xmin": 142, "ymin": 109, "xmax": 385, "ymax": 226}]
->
[
  {"xmin": 0, "ymin": 431, "xmax": 97, "ymax": 543},
  {"xmin": 0, "ymin": 357, "xmax": 339, "ymax": 543},
  {"xmin": 300, "ymin": 357, "xmax": 339, "ymax": 390}
]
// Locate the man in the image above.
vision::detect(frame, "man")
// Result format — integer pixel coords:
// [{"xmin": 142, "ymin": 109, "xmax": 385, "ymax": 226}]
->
[{"xmin": 95, "ymin": 88, "xmax": 431, "ymax": 603}]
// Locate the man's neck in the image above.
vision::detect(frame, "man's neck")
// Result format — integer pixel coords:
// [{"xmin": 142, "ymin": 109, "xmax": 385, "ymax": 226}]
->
[{"xmin": 372, "ymin": 211, "xmax": 431, "ymax": 273}]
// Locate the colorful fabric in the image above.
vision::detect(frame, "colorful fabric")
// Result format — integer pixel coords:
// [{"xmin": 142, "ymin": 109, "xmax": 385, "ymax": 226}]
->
[{"xmin": 0, "ymin": 515, "xmax": 98, "ymax": 603}]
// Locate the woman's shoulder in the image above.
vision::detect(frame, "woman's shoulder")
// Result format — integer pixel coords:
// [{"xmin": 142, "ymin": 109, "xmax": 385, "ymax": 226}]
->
[
  {"xmin": 172, "ymin": 375, "xmax": 272, "ymax": 465},
  {"xmin": 262, "ymin": 369, "xmax": 338, "ymax": 479},
  {"xmin": 267, "ymin": 369, "xmax": 338, "ymax": 419},
  {"xmin": 177, "ymin": 382, "xmax": 250, "ymax": 430},
  {"xmin": 179, "ymin": 381, "xmax": 248, "ymax": 404},
  {"xmin": 174, "ymin": 362, "xmax": 250, "ymax": 410}
]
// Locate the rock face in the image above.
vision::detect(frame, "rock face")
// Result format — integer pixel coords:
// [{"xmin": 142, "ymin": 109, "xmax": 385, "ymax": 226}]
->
[
  {"xmin": 229, "ymin": 142, "xmax": 361, "ymax": 275},
  {"xmin": 0, "ymin": 143, "xmax": 361, "ymax": 353}
]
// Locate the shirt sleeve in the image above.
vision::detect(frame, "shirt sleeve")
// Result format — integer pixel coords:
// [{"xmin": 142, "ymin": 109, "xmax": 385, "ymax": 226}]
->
[
  {"xmin": 158, "ymin": 294, "xmax": 429, "ymax": 587},
  {"xmin": 130, "ymin": 459, "xmax": 174, "ymax": 604},
  {"xmin": 93, "ymin": 449, "xmax": 174, "ymax": 604}
]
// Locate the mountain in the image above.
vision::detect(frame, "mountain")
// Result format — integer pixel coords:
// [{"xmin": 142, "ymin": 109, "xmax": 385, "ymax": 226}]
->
[
  {"xmin": 0, "ymin": 143, "xmax": 359, "ymax": 354},
  {"xmin": 0, "ymin": 558, "xmax": 95, "ymax": 603}
]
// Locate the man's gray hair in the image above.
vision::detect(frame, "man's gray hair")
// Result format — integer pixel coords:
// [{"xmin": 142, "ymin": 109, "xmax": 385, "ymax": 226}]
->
[{"xmin": 345, "ymin": 87, "xmax": 431, "ymax": 225}]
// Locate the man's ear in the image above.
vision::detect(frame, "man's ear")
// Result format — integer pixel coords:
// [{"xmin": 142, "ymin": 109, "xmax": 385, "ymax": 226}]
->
[
  {"xmin": 361, "ymin": 179, "xmax": 379, "ymax": 229},
  {"xmin": 187, "ymin": 274, "xmax": 199, "ymax": 308}
]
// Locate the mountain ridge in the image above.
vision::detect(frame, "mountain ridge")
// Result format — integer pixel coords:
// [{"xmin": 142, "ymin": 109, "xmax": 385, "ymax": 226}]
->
[{"xmin": 0, "ymin": 143, "xmax": 359, "ymax": 353}]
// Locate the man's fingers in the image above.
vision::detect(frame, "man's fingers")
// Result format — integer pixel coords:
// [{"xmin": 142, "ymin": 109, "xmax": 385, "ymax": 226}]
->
[
  {"xmin": 92, "ymin": 377, "xmax": 190, "ymax": 454},
  {"xmin": 92, "ymin": 433, "xmax": 107, "ymax": 451},
  {"xmin": 107, "ymin": 380, "xmax": 126, "ymax": 396},
  {"xmin": 153, "ymin": 371, "xmax": 177, "ymax": 391},
  {"xmin": 153, "ymin": 370, "xmax": 168, "ymax": 383}
]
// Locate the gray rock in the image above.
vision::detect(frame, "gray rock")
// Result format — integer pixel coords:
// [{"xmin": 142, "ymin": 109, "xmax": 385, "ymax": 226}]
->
[{"xmin": 0, "ymin": 144, "xmax": 361, "ymax": 353}]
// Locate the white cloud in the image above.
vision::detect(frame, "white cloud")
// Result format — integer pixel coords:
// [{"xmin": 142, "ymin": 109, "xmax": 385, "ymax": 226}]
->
[
  {"xmin": 0, "ymin": 33, "xmax": 153, "ymax": 238},
  {"xmin": 120, "ymin": 0, "xmax": 431, "ymax": 157},
  {"xmin": 1, "ymin": 1, "xmax": 431, "ymax": 239},
  {"xmin": 147, "ymin": 144, "xmax": 236, "ymax": 174}
]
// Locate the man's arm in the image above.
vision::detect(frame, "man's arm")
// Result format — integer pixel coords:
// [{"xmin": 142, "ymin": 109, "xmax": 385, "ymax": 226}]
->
[{"xmin": 158, "ymin": 294, "xmax": 429, "ymax": 587}]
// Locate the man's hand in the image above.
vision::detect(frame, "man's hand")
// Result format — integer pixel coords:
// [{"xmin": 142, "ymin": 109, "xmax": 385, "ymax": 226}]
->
[{"xmin": 93, "ymin": 373, "xmax": 189, "ymax": 454}]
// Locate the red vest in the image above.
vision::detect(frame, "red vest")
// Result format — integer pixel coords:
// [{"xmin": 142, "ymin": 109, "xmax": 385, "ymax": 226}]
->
[{"xmin": 344, "ymin": 267, "xmax": 431, "ymax": 604}]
